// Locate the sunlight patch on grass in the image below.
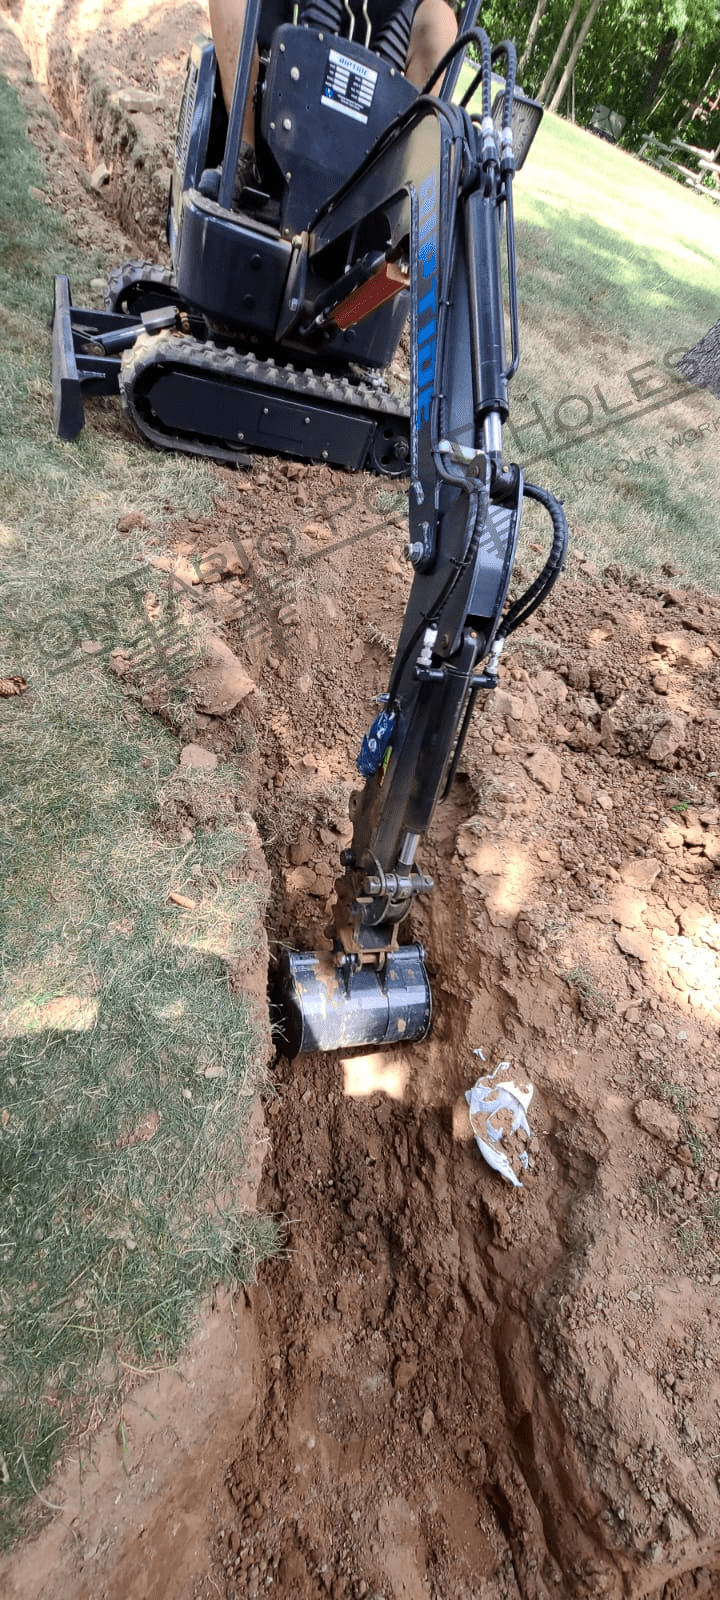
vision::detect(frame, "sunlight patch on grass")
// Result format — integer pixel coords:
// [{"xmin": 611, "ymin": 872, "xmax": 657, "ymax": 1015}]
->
[
  {"xmin": 1, "ymin": 994, "xmax": 99, "ymax": 1038},
  {"xmin": 453, "ymin": 77, "xmax": 720, "ymax": 585}
]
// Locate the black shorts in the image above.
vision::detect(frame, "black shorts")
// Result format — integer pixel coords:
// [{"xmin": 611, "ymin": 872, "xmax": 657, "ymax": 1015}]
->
[
  {"xmin": 259, "ymin": 0, "xmax": 423, "ymax": 51},
  {"xmin": 349, "ymin": 0, "xmax": 422, "ymax": 35}
]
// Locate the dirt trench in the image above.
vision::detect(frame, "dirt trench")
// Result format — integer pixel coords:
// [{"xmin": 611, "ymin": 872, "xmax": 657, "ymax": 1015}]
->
[{"xmin": 3, "ymin": 7, "xmax": 720, "ymax": 1599}]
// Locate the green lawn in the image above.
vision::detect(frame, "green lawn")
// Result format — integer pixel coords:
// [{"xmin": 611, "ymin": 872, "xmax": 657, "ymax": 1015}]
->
[
  {"xmin": 0, "ymin": 72, "xmax": 276, "ymax": 1546},
  {"xmin": 516, "ymin": 106, "xmax": 720, "ymax": 355},
  {"xmin": 457, "ymin": 71, "xmax": 720, "ymax": 586}
]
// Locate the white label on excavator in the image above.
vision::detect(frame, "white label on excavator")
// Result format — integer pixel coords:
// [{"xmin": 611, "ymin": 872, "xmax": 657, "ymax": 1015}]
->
[{"xmin": 321, "ymin": 50, "xmax": 377, "ymax": 124}]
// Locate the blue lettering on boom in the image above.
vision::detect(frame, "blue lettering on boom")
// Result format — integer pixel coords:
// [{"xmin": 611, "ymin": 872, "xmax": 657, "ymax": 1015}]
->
[{"xmin": 416, "ymin": 170, "xmax": 438, "ymax": 430}]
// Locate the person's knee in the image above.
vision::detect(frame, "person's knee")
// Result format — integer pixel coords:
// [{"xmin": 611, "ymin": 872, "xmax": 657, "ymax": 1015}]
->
[{"xmin": 406, "ymin": 0, "xmax": 458, "ymax": 90}]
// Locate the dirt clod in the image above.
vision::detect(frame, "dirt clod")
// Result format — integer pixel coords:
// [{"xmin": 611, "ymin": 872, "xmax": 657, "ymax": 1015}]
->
[
  {"xmin": 633, "ymin": 1098, "xmax": 682, "ymax": 1145},
  {"xmin": 179, "ymin": 743, "xmax": 218, "ymax": 771}
]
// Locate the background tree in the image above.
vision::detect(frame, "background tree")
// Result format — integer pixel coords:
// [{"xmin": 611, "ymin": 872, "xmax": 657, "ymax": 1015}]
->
[
  {"xmin": 537, "ymin": 0, "xmax": 585, "ymax": 103},
  {"xmin": 477, "ymin": 0, "xmax": 720, "ymax": 156},
  {"xmin": 549, "ymin": 0, "xmax": 606, "ymax": 112},
  {"xmin": 518, "ymin": 0, "xmax": 552, "ymax": 75}
]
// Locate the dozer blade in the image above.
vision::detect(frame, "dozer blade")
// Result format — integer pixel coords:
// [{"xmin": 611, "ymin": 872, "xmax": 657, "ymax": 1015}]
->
[
  {"xmin": 52, "ymin": 275, "xmax": 87, "ymax": 440},
  {"xmin": 52, "ymin": 275, "xmax": 146, "ymax": 440},
  {"xmin": 276, "ymin": 946, "xmax": 431, "ymax": 1057}
]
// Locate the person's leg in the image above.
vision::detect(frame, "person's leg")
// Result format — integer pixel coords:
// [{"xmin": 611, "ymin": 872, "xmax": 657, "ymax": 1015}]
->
[
  {"xmin": 207, "ymin": 0, "xmax": 457, "ymax": 189},
  {"xmin": 208, "ymin": 0, "xmax": 257, "ymax": 137},
  {"xmin": 405, "ymin": 0, "xmax": 457, "ymax": 91}
]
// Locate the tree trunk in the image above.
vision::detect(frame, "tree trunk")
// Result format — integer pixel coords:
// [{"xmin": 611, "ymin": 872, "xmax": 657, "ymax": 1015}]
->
[
  {"xmin": 549, "ymin": 0, "xmax": 606, "ymax": 113},
  {"xmin": 639, "ymin": 30, "xmax": 678, "ymax": 118},
  {"xmin": 518, "ymin": 0, "xmax": 551, "ymax": 78},
  {"xmin": 679, "ymin": 63, "xmax": 719, "ymax": 130},
  {"xmin": 537, "ymin": 0, "xmax": 586, "ymax": 104},
  {"xmin": 647, "ymin": 34, "xmax": 686, "ymax": 122}
]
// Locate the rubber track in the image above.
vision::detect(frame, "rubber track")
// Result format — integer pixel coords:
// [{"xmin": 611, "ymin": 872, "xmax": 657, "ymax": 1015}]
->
[
  {"xmin": 105, "ymin": 260, "xmax": 176, "ymax": 313},
  {"xmin": 119, "ymin": 329, "xmax": 410, "ymax": 471}
]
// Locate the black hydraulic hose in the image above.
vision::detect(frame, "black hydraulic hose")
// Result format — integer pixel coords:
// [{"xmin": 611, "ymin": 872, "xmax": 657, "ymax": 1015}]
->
[
  {"xmin": 420, "ymin": 28, "xmax": 492, "ymax": 116},
  {"xmin": 491, "ymin": 41, "xmax": 517, "ymax": 128},
  {"xmin": 441, "ymin": 0, "xmax": 483, "ymax": 103},
  {"xmin": 458, "ymin": 34, "xmax": 492, "ymax": 119},
  {"xmin": 499, "ymin": 482, "xmax": 568, "ymax": 638},
  {"xmin": 438, "ymin": 478, "xmax": 564, "ymax": 804},
  {"xmin": 459, "ymin": 71, "xmax": 483, "ymax": 108},
  {"xmin": 386, "ymin": 481, "xmax": 483, "ymax": 704},
  {"xmin": 385, "ymin": 479, "xmax": 564, "ymax": 779},
  {"xmin": 463, "ymin": 40, "xmax": 516, "ymax": 126}
]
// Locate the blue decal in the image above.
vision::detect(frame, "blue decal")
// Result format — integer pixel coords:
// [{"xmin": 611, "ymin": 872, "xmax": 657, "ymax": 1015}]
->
[
  {"xmin": 415, "ymin": 170, "xmax": 438, "ymax": 430},
  {"xmin": 357, "ymin": 709, "xmax": 395, "ymax": 778}
]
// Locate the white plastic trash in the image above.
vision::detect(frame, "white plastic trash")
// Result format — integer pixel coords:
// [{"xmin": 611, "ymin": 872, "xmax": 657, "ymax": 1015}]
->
[{"xmin": 466, "ymin": 1061, "xmax": 534, "ymax": 1188}]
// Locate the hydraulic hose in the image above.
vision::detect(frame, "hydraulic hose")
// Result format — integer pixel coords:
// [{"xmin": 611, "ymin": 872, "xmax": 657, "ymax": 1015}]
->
[
  {"xmin": 499, "ymin": 481, "xmax": 568, "ymax": 638},
  {"xmin": 386, "ymin": 478, "xmax": 483, "ymax": 704},
  {"xmin": 420, "ymin": 27, "xmax": 492, "ymax": 114},
  {"xmin": 491, "ymin": 41, "xmax": 517, "ymax": 127},
  {"xmin": 436, "ymin": 479, "xmax": 567, "ymax": 799}
]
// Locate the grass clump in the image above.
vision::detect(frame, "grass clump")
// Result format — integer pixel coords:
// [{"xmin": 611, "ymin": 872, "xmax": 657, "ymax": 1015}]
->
[
  {"xmin": 0, "ymin": 72, "xmax": 276, "ymax": 1545},
  {"xmin": 661, "ymin": 1082, "xmax": 704, "ymax": 1170},
  {"xmin": 564, "ymin": 964, "xmax": 613, "ymax": 1020}
]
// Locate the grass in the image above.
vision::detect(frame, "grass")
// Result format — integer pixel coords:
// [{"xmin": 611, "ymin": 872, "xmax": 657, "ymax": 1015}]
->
[
  {"xmin": 677, "ymin": 1222, "xmax": 706, "ymax": 1257},
  {"xmin": 640, "ymin": 1176, "xmax": 719, "ymax": 1265},
  {"xmin": 514, "ymin": 115, "xmax": 720, "ymax": 587},
  {"xmin": 661, "ymin": 1082, "xmax": 704, "ymax": 1170},
  {"xmin": 0, "ymin": 72, "xmax": 277, "ymax": 1545},
  {"xmin": 563, "ymin": 963, "xmax": 613, "ymax": 1019},
  {"xmin": 457, "ymin": 69, "xmax": 720, "ymax": 588}
]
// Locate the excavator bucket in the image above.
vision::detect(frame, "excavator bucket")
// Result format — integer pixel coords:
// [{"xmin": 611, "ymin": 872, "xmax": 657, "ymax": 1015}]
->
[{"xmin": 276, "ymin": 947, "xmax": 431, "ymax": 1057}]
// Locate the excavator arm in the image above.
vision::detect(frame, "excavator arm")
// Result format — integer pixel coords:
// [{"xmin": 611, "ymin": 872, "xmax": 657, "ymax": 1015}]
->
[{"xmin": 278, "ymin": 34, "xmax": 568, "ymax": 1054}]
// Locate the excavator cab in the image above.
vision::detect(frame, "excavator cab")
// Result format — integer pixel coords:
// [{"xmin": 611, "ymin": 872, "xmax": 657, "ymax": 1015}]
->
[{"xmin": 167, "ymin": 0, "xmax": 420, "ymax": 371}]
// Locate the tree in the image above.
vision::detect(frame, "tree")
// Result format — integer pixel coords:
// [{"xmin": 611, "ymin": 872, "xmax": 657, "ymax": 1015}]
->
[
  {"xmin": 549, "ymin": 0, "xmax": 607, "ymax": 112},
  {"xmin": 477, "ymin": 0, "xmax": 720, "ymax": 156},
  {"xmin": 518, "ymin": 0, "xmax": 552, "ymax": 75},
  {"xmin": 678, "ymin": 61, "xmax": 720, "ymax": 130},
  {"xmin": 638, "ymin": 27, "xmax": 679, "ymax": 118},
  {"xmin": 536, "ymin": 0, "xmax": 586, "ymax": 103}
]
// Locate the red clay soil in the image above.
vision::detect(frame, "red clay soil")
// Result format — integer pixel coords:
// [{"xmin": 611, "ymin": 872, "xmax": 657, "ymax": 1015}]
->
[{"xmin": 2, "ymin": 9, "xmax": 720, "ymax": 1600}]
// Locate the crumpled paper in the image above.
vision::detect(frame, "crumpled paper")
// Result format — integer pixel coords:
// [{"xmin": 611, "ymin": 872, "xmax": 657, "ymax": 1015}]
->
[{"xmin": 466, "ymin": 1061, "xmax": 534, "ymax": 1188}]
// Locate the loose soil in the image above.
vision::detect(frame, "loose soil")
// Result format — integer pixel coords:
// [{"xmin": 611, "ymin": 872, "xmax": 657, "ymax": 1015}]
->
[{"xmin": 2, "ymin": 7, "xmax": 720, "ymax": 1599}]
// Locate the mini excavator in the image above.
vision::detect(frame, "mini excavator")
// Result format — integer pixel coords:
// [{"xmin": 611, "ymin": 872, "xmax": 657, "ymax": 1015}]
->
[{"xmin": 52, "ymin": 0, "xmax": 567, "ymax": 1055}]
